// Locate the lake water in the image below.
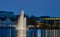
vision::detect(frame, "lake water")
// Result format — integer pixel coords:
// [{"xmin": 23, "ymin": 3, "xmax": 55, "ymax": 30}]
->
[{"xmin": 0, "ymin": 27, "xmax": 42, "ymax": 37}]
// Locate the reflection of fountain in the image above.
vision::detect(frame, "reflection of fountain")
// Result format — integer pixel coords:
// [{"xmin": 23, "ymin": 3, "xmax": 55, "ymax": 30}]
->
[{"xmin": 16, "ymin": 10, "xmax": 26, "ymax": 37}]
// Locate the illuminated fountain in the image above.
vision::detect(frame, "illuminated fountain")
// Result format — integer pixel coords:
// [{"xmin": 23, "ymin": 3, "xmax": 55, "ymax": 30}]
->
[{"xmin": 16, "ymin": 10, "xmax": 26, "ymax": 37}]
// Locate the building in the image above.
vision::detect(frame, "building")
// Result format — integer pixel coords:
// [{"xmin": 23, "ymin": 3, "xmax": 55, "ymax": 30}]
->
[
  {"xmin": 28, "ymin": 16, "xmax": 60, "ymax": 37},
  {"xmin": 34, "ymin": 16, "xmax": 60, "ymax": 29},
  {"xmin": 0, "ymin": 11, "xmax": 17, "ymax": 37}
]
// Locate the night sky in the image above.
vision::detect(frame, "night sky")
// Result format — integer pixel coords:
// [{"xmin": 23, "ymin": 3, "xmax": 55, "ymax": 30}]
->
[{"xmin": 0, "ymin": 0, "xmax": 60, "ymax": 17}]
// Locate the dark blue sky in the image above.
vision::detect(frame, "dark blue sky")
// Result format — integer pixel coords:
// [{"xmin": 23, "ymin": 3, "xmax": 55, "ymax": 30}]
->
[{"xmin": 0, "ymin": 0, "xmax": 60, "ymax": 17}]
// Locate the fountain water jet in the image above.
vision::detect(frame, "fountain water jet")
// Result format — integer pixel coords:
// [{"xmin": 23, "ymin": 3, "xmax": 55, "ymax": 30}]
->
[{"xmin": 16, "ymin": 10, "xmax": 26, "ymax": 37}]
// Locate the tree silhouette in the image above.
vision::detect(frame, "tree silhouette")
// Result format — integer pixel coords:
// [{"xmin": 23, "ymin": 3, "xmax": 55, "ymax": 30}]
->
[{"xmin": 29, "ymin": 16, "xmax": 36, "ymax": 25}]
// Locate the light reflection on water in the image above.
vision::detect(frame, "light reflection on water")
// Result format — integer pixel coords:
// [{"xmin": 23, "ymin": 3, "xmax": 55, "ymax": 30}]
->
[
  {"xmin": 0, "ymin": 28, "xmax": 60, "ymax": 37},
  {"xmin": 0, "ymin": 28, "xmax": 39, "ymax": 37}
]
